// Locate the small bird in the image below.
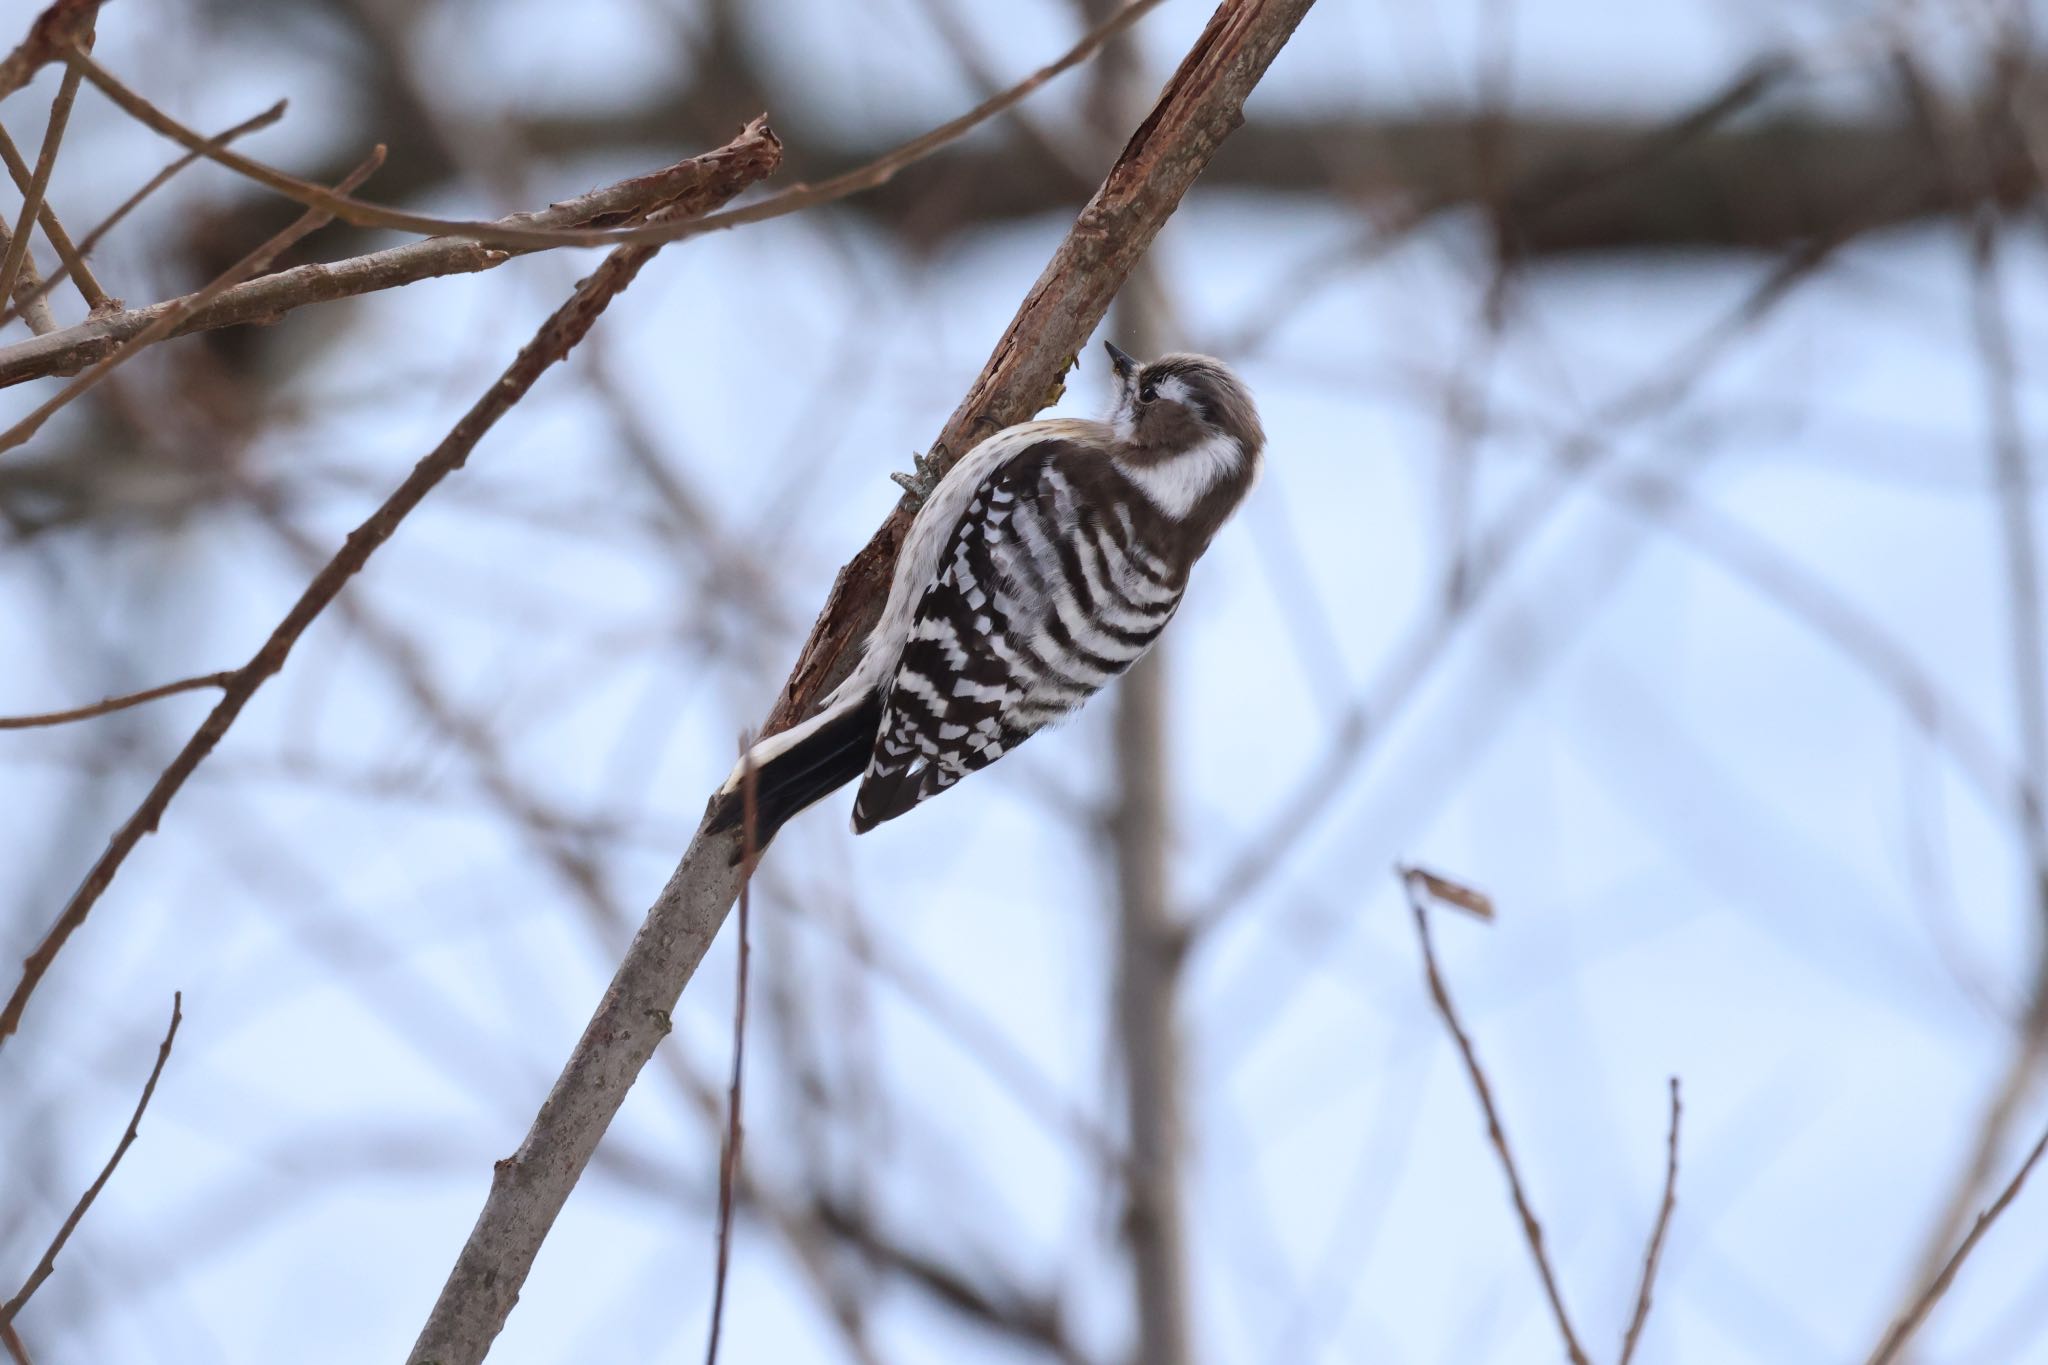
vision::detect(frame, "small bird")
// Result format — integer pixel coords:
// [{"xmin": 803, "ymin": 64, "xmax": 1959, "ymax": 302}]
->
[{"xmin": 708, "ymin": 340, "xmax": 1264, "ymax": 847}]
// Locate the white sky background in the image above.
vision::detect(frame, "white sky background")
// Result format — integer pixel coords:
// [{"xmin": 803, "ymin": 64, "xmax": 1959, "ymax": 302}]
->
[{"xmin": 4, "ymin": 0, "xmax": 2048, "ymax": 1362}]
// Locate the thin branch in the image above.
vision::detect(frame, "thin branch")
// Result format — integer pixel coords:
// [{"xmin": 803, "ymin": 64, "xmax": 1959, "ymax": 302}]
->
[
  {"xmin": 0, "ymin": 113, "xmax": 771, "ymax": 389},
  {"xmin": 407, "ymin": 6, "xmax": 1320, "ymax": 1362},
  {"xmin": 0, "ymin": 120, "xmax": 105, "ymax": 310},
  {"xmin": 0, "ymin": 670, "xmax": 235, "ymax": 729},
  {"xmin": 0, "ymin": 1321, "xmax": 28, "ymax": 1365},
  {"xmin": 0, "ymin": 122, "xmax": 781, "ymax": 1051},
  {"xmin": 0, "ymin": 144, "xmax": 388, "ymax": 456},
  {"xmin": 0, "ymin": 100, "xmax": 285, "ymax": 331},
  {"xmin": 704, "ymin": 752, "xmax": 760, "ymax": 1365},
  {"xmin": 1866, "ymin": 1120, "xmax": 2048, "ymax": 1365},
  {"xmin": 0, "ymin": 992, "xmax": 181, "ymax": 1327},
  {"xmin": 0, "ymin": 14, "xmax": 89, "ymax": 308},
  {"xmin": 58, "ymin": 0, "xmax": 1166, "ymax": 255},
  {"xmin": 1618, "ymin": 1077, "xmax": 1682, "ymax": 1365},
  {"xmin": 0, "ymin": 218, "xmax": 55, "ymax": 333},
  {"xmin": 1396, "ymin": 866, "xmax": 1592, "ymax": 1365}
]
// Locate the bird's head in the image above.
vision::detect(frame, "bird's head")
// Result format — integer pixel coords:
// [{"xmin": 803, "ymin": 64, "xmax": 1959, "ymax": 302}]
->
[{"xmin": 1103, "ymin": 341, "xmax": 1264, "ymax": 460}]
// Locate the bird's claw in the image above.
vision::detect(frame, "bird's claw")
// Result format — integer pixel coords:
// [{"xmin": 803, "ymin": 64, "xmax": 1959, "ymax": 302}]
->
[{"xmin": 891, "ymin": 447, "xmax": 944, "ymax": 510}]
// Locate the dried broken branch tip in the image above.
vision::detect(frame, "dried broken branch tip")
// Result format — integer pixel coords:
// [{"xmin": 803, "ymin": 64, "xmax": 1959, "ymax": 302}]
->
[{"xmin": 1399, "ymin": 863, "xmax": 1496, "ymax": 921}]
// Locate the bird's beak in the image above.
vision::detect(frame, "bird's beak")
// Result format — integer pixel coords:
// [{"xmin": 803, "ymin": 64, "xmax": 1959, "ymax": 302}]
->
[{"xmin": 1103, "ymin": 340, "xmax": 1137, "ymax": 380}]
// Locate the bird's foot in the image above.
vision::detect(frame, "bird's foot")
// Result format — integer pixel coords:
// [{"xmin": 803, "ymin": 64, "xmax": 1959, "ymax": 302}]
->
[{"xmin": 890, "ymin": 445, "xmax": 945, "ymax": 510}]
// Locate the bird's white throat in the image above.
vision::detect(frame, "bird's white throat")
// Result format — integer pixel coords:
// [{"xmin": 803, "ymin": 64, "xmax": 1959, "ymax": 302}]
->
[{"xmin": 1114, "ymin": 433, "xmax": 1244, "ymax": 520}]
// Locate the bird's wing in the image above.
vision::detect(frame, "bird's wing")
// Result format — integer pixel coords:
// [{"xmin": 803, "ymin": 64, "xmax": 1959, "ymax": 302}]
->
[{"xmin": 851, "ymin": 439, "xmax": 1184, "ymax": 832}]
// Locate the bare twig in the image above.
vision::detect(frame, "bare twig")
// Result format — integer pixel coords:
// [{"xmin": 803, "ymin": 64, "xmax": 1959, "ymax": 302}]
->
[
  {"xmin": 1396, "ymin": 866, "xmax": 1591, "ymax": 1365},
  {"xmin": 1618, "ymin": 1078, "xmax": 1683, "ymax": 1365},
  {"xmin": 0, "ymin": 144, "xmax": 388, "ymax": 456},
  {"xmin": 0, "ymin": 122, "xmax": 781, "ymax": 1051},
  {"xmin": 407, "ymin": 6, "xmax": 1320, "ymax": 1361},
  {"xmin": 0, "ymin": 992, "xmax": 181, "ymax": 1327},
  {"xmin": 0, "ymin": 218, "xmax": 55, "ymax": 333},
  {"xmin": 0, "ymin": 100, "xmax": 284, "ymax": 331},
  {"xmin": 1867, "ymin": 1120, "xmax": 2048, "ymax": 1365},
  {"xmin": 0, "ymin": 1321, "xmax": 28, "ymax": 1365},
  {"xmin": 0, "ymin": 114, "xmax": 766, "ymax": 389},
  {"xmin": 0, "ymin": 121, "xmax": 106, "ymax": 310},
  {"xmin": 704, "ymin": 749, "xmax": 759, "ymax": 1365},
  {"xmin": 59, "ymin": 0, "xmax": 1165, "ymax": 255},
  {"xmin": 0, "ymin": 671, "xmax": 236, "ymax": 729},
  {"xmin": 0, "ymin": 14, "xmax": 88, "ymax": 308}
]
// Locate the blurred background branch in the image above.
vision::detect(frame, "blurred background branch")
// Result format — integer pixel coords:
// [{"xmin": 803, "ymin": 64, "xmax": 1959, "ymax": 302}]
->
[{"xmin": 6, "ymin": 0, "xmax": 2048, "ymax": 1361}]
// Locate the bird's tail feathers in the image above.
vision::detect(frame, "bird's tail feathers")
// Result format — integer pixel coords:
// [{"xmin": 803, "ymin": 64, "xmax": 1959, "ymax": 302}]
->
[{"xmin": 705, "ymin": 691, "xmax": 884, "ymax": 854}]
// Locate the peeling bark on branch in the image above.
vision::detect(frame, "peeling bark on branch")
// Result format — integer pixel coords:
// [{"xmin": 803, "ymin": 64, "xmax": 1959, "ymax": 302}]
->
[{"xmin": 406, "ymin": 3, "xmax": 1321, "ymax": 1362}]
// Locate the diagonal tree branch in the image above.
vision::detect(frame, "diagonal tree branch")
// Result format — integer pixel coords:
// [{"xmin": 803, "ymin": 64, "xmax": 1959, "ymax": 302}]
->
[
  {"xmin": 0, "ymin": 144, "xmax": 388, "ymax": 455},
  {"xmin": 0, "ymin": 10, "xmax": 90, "ymax": 310},
  {"xmin": 0, "ymin": 126, "xmax": 755, "ymax": 389},
  {"xmin": 0, "ymin": 0, "xmax": 1162, "ymax": 392},
  {"xmin": 1617, "ymin": 1077, "xmax": 1683, "ymax": 1365},
  {"xmin": 406, "ymin": 3, "xmax": 1321, "ymax": 1362},
  {"xmin": 0, "ymin": 99, "xmax": 284, "ymax": 331},
  {"xmin": 1866, "ymin": 1119, "xmax": 2048, "ymax": 1365},
  {"xmin": 0, "ymin": 118, "xmax": 108, "ymax": 312},
  {"xmin": 0, "ymin": 992, "xmax": 180, "ymax": 1328},
  {"xmin": 0, "ymin": 120, "xmax": 781, "ymax": 1051}
]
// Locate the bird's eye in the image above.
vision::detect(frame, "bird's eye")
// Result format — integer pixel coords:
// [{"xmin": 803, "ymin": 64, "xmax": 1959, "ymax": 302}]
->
[{"xmin": 1137, "ymin": 381, "xmax": 1157, "ymax": 404}]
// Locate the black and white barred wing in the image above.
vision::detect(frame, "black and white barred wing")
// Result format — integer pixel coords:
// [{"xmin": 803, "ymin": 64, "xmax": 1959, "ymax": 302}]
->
[{"xmin": 851, "ymin": 442, "xmax": 1185, "ymax": 832}]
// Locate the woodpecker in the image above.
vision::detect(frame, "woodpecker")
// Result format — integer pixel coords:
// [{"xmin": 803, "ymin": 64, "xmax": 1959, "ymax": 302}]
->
[{"xmin": 708, "ymin": 341, "xmax": 1264, "ymax": 846}]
